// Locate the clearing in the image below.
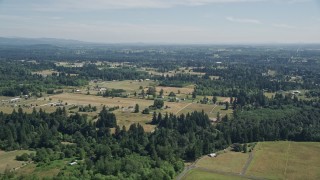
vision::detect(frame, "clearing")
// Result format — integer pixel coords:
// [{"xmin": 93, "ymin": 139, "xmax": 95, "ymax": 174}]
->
[
  {"xmin": 182, "ymin": 141, "xmax": 320, "ymax": 180},
  {"xmin": 182, "ymin": 169, "xmax": 248, "ymax": 180},
  {"xmin": 0, "ymin": 150, "xmax": 33, "ymax": 173},
  {"xmin": 246, "ymin": 141, "xmax": 320, "ymax": 180}
]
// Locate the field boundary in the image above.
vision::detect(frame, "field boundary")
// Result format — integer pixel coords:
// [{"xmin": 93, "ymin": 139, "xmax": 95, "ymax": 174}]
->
[
  {"xmin": 241, "ymin": 151, "xmax": 254, "ymax": 175},
  {"xmin": 283, "ymin": 142, "xmax": 291, "ymax": 178},
  {"xmin": 175, "ymin": 103, "xmax": 193, "ymax": 115},
  {"xmin": 210, "ymin": 105, "xmax": 217, "ymax": 114},
  {"xmin": 176, "ymin": 154, "xmax": 267, "ymax": 180}
]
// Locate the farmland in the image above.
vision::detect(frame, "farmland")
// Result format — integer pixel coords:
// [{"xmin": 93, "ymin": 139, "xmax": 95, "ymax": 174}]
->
[
  {"xmin": 246, "ymin": 141, "xmax": 320, "ymax": 180},
  {"xmin": 0, "ymin": 150, "xmax": 33, "ymax": 173},
  {"xmin": 195, "ymin": 151, "xmax": 249, "ymax": 174},
  {"xmin": 17, "ymin": 159, "xmax": 76, "ymax": 179},
  {"xmin": 88, "ymin": 80, "xmax": 156, "ymax": 94},
  {"xmin": 48, "ymin": 92, "xmax": 223, "ymax": 131},
  {"xmin": 0, "ymin": 44, "xmax": 320, "ymax": 179},
  {"xmin": 182, "ymin": 141, "xmax": 320, "ymax": 180},
  {"xmin": 182, "ymin": 169, "xmax": 248, "ymax": 180},
  {"xmin": 0, "ymin": 78, "xmax": 231, "ymax": 132}
]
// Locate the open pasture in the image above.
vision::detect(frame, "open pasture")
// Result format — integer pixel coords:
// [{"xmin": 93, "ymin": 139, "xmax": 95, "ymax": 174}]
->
[
  {"xmin": 0, "ymin": 150, "xmax": 33, "ymax": 173},
  {"xmin": 155, "ymin": 85, "xmax": 194, "ymax": 96},
  {"xmin": 49, "ymin": 93, "xmax": 193, "ymax": 131},
  {"xmin": 246, "ymin": 141, "xmax": 320, "ymax": 180},
  {"xmin": 0, "ymin": 96, "xmax": 59, "ymax": 114},
  {"xmin": 195, "ymin": 151, "xmax": 249, "ymax": 174},
  {"xmin": 55, "ymin": 62, "xmax": 84, "ymax": 67},
  {"xmin": 183, "ymin": 169, "xmax": 248, "ymax": 180},
  {"xmin": 177, "ymin": 102, "xmax": 232, "ymax": 119},
  {"xmin": 31, "ymin": 69, "xmax": 59, "ymax": 77},
  {"xmin": 184, "ymin": 141, "xmax": 320, "ymax": 180},
  {"xmin": 17, "ymin": 159, "xmax": 75, "ymax": 179},
  {"xmin": 89, "ymin": 80, "xmax": 156, "ymax": 93},
  {"xmin": 142, "ymin": 67, "xmax": 205, "ymax": 77}
]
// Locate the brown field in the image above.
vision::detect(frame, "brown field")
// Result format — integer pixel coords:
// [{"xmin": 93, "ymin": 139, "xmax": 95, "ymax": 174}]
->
[
  {"xmin": 50, "ymin": 93, "xmax": 191, "ymax": 113},
  {"xmin": 89, "ymin": 80, "xmax": 156, "ymax": 93},
  {"xmin": 142, "ymin": 67, "xmax": 205, "ymax": 77},
  {"xmin": 0, "ymin": 96, "xmax": 60, "ymax": 114},
  {"xmin": 155, "ymin": 85, "xmax": 194, "ymax": 96},
  {"xmin": 31, "ymin": 70, "xmax": 59, "ymax": 77},
  {"xmin": 1, "ymin": 92, "xmax": 233, "ymax": 131},
  {"xmin": 49, "ymin": 93, "xmax": 193, "ymax": 132},
  {"xmin": 55, "ymin": 62, "xmax": 84, "ymax": 67},
  {"xmin": 0, "ymin": 150, "xmax": 33, "ymax": 173},
  {"xmin": 50, "ymin": 93, "xmax": 153, "ymax": 107},
  {"xmin": 264, "ymin": 92, "xmax": 275, "ymax": 98},
  {"xmin": 114, "ymin": 111, "xmax": 155, "ymax": 132},
  {"xmin": 177, "ymin": 103, "xmax": 232, "ymax": 119}
]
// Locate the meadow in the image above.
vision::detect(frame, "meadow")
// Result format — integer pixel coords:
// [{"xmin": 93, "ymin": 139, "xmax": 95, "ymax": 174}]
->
[
  {"xmin": 0, "ymin": 150, "xmax": 33, "ymax": 173},
  {"xmin": 182, "ymin": 169, "xmax": 248, "ymax": 180},
  {"xmin": 195, "ymin": 151, "xmax": 249, "ymax": 174},
  {"xmin": 183, "ymin": 141, "xmax": 320, "ymax": 180},
  {"xmin": 246, "ymin": 141, "xmax": 320, "ymax": 180}
]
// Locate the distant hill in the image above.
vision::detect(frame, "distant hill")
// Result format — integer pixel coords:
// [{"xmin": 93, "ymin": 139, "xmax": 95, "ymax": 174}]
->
[{"xmin": 0, "ymin": 37, "xmax": 93, "ymax": 46}]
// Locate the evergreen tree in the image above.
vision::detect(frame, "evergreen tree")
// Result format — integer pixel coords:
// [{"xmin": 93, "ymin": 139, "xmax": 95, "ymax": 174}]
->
[{"xmin": 134, "ymin": 104, "xmax": 139, "ymax": 113}]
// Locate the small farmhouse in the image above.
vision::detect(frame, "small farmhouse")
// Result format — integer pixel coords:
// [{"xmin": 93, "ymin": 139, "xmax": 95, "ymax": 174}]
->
[{"xmin": 208, "ymin": 153, "xmax": 217, "ymax": 157}]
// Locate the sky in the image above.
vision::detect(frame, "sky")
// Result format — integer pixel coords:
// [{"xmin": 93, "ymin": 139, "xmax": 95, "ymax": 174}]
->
[{"xmin": 0, "ymin": 0, "xmax": 320, "ymax": 44}]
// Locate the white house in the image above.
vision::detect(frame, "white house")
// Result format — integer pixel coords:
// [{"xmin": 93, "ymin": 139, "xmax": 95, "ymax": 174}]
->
[
  {"xmin": 69, "ymin": 162, "xmax": 77, "ymax": 166},
  {"xmin": 208, "ymin": 153, "xmax": 217, "ymax": 157},
  {"xmin": 99, "ymin": 88, "xmax": 107, "ymax": 92}
]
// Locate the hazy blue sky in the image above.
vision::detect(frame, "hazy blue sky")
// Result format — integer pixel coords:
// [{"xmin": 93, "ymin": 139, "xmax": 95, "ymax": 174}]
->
[{"xmin": 0, "ymin": 0, "xmax": 320, "ymax": 43}]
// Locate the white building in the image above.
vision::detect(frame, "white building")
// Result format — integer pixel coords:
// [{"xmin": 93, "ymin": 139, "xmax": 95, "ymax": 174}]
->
[{"xmin": 208, "ymin": 153, "xmax": 217, "ymax": 157}]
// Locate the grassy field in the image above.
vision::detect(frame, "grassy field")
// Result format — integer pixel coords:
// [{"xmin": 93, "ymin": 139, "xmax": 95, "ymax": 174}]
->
[
  {"xmin": 0, "ymin": 96, "xmax": 60, "ymax": 114},
  {"xmin": 89, "ymin": 80, "xmax": 156, "ymax": 94},
  {"xmin": 178, "ymin": 103, "xmax": 233, "ymax": 119},
  {"xmin": 182, "ymin": 169, "xmax": 248, "ymax": 180},
  {"xmin": 246, "ymin": 141, "xmax": 320, "ymax": 180},
  {"xmin": 195, "ymin": 151, "xmax": 249, "ymax": 174},
  {"xmin": 155, "ymin": 85, "xmax": 194, "ymax": 96},
  {"xmin": 17, "ymin": 158, "xmax": 75, "ymax": 178},
  {"xmin": 264, "ymin": 89, "xmax": 316, "ymax": 101},
  {"xmin": 142, "ymin": 67, "xmax": 205, "ymax": 78},
  {"xmin": 55, "ymin": 62, "xmax": 84, "ymax": 67},
  {"xmin": 183, "ymin": 141, "xmax": 320, "ymax": 180},
  {"xmin": 0, "ymin": 150, "xmax": 33, "ymax": 173},
  {"xmin": 1, "ymin": 91, "xmax": 233, "ymax": 132},
  {"xmin": 31, "ymin": 70, "xmax": 59, "ymax": 77},
  {"xmin": 49, "ymin": 93, "xmax": 193, "ymax": 132}
]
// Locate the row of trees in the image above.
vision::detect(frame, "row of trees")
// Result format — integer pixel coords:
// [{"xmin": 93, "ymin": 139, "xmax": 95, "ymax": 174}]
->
[{"xmin": 1, "ymin": 101, "xmax": 320, "ymax": 179}]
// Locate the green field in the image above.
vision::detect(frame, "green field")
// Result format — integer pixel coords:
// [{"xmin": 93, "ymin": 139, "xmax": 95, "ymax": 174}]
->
[
  {"xmin": 0, "ymin": 150, "xmax": 33, "ymax": 173},
  {"xmin": 196, "ymin": 151, "xmax": 249, "ymax": 174},
  {"xmin": 182, "ymin": 169, "xmax": 248, "ymax": 180},
  {"xmin": 246, "ymin": 141, "xmax": 320, "ymax": 180},
  {"xmin": 184, "ymin": 141, "xmax": 320, "ymax": 180},
  {"xmin": 17, "ymin": 159, "xmax": 75, "ymax": 179}
]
